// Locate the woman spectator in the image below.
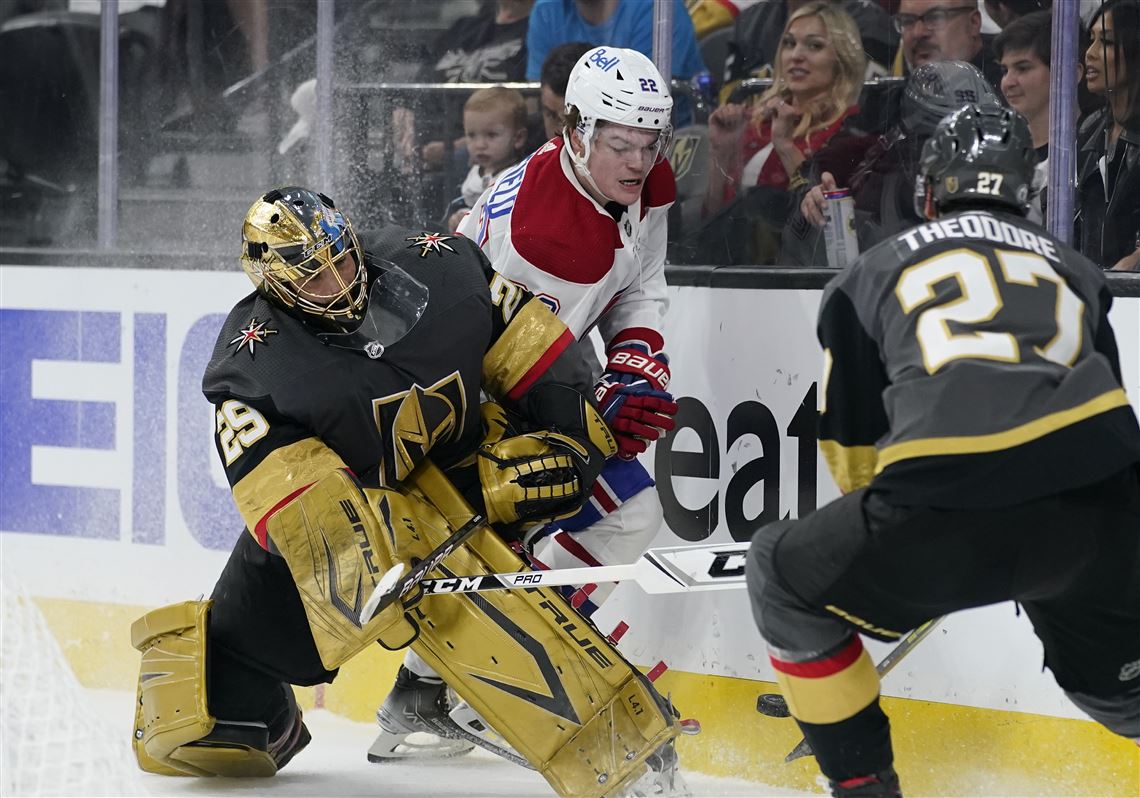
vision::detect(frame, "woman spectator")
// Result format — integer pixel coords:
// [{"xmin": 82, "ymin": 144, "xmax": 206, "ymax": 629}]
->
[
  {"xmin": 702, "ymin": 0, "xmax": 865, "ymax": 232},
  {"xmin": 1077, "ymin": 0, "xmax": 1140, "ymax": 271}
]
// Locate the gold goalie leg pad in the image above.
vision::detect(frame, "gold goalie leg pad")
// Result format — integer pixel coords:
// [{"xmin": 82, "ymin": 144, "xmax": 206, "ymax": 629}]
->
[
  {"xmin": 131, "ymin": 601, "xmax": 278, "ymax": 777},
  {"xmin": 261, "ymin": 468, "xmax": 423, "ymax": 670},
  {"xmin": 400, "ymin": 462, "xmax": 680, "ymax": 798}
]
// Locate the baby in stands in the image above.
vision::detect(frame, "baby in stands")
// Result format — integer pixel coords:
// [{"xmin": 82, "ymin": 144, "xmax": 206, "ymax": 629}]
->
[{"xmin": 447, "ymin": 87, "xmax": 529, "ymax": 230}]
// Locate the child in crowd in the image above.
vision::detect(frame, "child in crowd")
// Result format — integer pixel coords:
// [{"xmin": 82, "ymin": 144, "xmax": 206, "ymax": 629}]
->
[{"xmin": 445, "ymin": 87, "xmax": 529, "ymax": 230}]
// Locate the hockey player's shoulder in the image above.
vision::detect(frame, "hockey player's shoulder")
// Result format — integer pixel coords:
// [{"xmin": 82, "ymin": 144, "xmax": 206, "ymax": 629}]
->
[
  {"xmin": 202, "ymin": 293, "xmax": 303, "ymax": 401},
  {"xmin": 508, "ymin": 145, "xmax": 622, "ymax": 284}
]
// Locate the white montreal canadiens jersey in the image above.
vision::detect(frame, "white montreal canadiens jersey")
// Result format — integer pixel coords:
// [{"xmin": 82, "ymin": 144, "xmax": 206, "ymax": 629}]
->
[{"xmin": 456, "ymin": 137, "xmax": 675, "ymax": 350}]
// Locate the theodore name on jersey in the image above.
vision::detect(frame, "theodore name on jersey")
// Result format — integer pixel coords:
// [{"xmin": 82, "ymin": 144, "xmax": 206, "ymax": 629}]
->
[{"xmin": 899, "ymin": 212, "xmax": 1059, "ymax": 262}]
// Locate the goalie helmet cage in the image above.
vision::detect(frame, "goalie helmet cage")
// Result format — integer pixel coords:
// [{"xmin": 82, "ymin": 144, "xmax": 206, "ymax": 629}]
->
[{"xmin": 0, "ymin": 577, "xmax": 143, "ymax": 797}]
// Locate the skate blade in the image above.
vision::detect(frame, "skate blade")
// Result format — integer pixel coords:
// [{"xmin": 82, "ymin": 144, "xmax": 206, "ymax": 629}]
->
[{"xmin": 366, "ymin": 730, "xmax": 475, "ymax": 762}]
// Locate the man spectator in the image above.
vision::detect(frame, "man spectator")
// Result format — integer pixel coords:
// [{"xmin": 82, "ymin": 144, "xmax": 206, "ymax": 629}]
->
[
  {"xmin": 892, "ymin": 0, "xmax": 1003, "ymax": 88},
  {"xmin": 539, "ymin": 41, "xmax": 594, "ymax": 139},
  {"xmin": 525, "ymin": 0, "xmax": 705, "ymax": 83},
  {"xmin": 994, "ymin": 10, "xmax": 1051, "ymax": 217}
]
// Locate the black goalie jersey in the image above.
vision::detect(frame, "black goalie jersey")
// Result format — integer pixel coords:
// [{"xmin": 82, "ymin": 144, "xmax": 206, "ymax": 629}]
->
[
  {"xmin": 203, "ymin": 226, "xmax": 594, "ymax": 544},
  {"xmin": 818, "ymin": 209, "xmax": 1140, "ymax": 508}
]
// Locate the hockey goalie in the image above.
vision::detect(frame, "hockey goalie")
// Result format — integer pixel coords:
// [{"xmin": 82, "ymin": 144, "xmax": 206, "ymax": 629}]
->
[{"xmin": 129, "ymin": 187, "xmax": 683, "ymax": 797}]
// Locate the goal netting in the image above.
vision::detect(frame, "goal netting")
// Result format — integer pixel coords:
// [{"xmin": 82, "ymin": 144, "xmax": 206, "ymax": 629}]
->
[{"xmin": 0, "ymin": 579, "xmax": 144, "ymax": 797}]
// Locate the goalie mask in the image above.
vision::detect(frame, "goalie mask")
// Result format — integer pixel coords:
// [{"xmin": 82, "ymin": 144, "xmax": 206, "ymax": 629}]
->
[
  {"xmin": 563, "ymin": 47, "xmax": 673, "ymax": 203},
  {"xmin": 240, "ymin": 187, "xmax": 428, "ymax": 355},
  {"xmin": 916, "ymin": 102, "xmax": 1037, "ymax": 219}
]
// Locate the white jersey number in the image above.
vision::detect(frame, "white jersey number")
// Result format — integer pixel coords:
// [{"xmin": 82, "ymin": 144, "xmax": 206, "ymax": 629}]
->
[
  {"xmin": 216, "ymin": 400, "xmax": 270, "ymax": 466},
  {"xmin": 895, "ymin": 248, "xmax": 1084, "ymax": 374}
]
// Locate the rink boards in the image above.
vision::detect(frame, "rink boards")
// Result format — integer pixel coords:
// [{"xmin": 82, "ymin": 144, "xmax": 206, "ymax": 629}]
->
[{"xmin": 1, "ymin": 265, "xmax": 1137, "ymax": 796}]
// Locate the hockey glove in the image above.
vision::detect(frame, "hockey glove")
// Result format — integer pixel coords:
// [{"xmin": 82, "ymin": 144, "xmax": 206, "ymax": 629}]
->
[{"xmin": 594, "ymin": 345, "xmax": 678, "ymax": 460}]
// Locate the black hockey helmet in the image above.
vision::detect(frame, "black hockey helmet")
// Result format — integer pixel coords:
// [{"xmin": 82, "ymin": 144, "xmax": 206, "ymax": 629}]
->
[
  {"xmin": 917, "ymin": 102, "xmax": 1038, "ymax": 218},
  {"xmin": 901, "ymin": 61, "xmax": 999, "ymax": 139}
]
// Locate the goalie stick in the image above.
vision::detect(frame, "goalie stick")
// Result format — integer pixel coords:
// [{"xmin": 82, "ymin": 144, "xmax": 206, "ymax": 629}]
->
[
  {"xmin": 388, "ymin": 541, "xmax": 751, "ymax": 598},
  {"xmin": 780, "ymin": 617, "xmax": 945, "ymax": 763},
  {"xmin": 360, "ymin": 514, "xmax": 487, "ymax": 624}
]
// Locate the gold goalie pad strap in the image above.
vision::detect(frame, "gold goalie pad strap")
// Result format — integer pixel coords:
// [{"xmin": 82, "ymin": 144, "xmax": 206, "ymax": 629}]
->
[
  {"xmin": 262, "ymin": 469, "xmax": 420, "ymax": 670},
  {"xmin": 130, "ymin": 601, "xmax": 277, "ymax": 777},
  {"xmin": 401, "ymin": 462, "xmax": 679, "ymax": 798}
]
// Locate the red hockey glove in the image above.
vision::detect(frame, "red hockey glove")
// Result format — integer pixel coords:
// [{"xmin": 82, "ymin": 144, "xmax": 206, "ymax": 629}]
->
[{"xmin": 594, "ymin": 345, "xmax": 678, "ymax": 460}]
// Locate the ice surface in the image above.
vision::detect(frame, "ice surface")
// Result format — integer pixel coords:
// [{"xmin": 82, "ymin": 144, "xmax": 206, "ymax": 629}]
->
[{"xmin": 84, "ymin": 690, "xmax": 819, "ymax": 798}]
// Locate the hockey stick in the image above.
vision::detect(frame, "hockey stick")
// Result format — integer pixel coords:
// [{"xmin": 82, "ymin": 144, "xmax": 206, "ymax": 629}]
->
[
  {"xmin": 360, "ymin": 513, "xmax": 488, "ymax": 624},
  {"xmin": 399, "ymin": 541, "xmax": 751, "ymax": 598},
  {"xmin": 781, "ymin": 617, "xmax": 945, "ymax": 763}
]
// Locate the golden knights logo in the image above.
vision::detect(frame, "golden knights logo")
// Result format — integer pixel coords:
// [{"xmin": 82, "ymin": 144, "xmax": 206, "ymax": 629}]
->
[
  {"xmin": 406, "ymin": 232, "xmax": 457, "ymax": 258},
  {"xmin": 228, "ymin": 317, "xmax": 278, "ymax": 357},
  {"xmin": 373, "ymin": 371, "xmax": 467, "ymax": 486},
  {"xmin": 669, "ymin": 134, "xmax": 701, "ymax": 180}
]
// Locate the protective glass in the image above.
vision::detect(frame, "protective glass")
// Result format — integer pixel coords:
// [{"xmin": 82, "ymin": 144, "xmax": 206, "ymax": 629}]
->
[{"xmin": 893, "ymin": 6, "xmax": 974, "ymax": 33}]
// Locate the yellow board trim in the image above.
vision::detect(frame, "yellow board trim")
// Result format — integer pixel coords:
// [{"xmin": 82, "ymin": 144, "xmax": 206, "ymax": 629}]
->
[
  {"xmin": 773, "ymin": 648, "xmax": 880, "ymax": 725},
  {"xmin": 818, "ymin": 440, "xmax": 878, "ymax": 494},
  {"xmin": 482, "ymin": 300, "xmax": 568, "ymax": 398},
  {"xmin": 876, "ymin": 388, "xmax": 1131, "ymax": 471},
  {"xmin": 231, "ymin": 437, "xmax": 345, "ymax": 533},
  {"xmin": 32, "ymin": 597, "xmax": 1140, "ymax": 797}
]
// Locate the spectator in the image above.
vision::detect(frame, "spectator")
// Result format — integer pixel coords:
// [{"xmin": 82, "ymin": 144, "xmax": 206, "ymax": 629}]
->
[
  {"xmin": 539, "ymin": 41, "xmax": 595, "ymax": 139},
  {"xmin": 1077, "ymin": 0, "xmax": 1140, "ymax": 271},
  {"xmin": 704, "ymin": 1, "xmax": 865, "ymax": 221},
  {"xmin": 525, "ymin": 0, "xmax": 705, "ymax": 83},
  {"xmin": 892, "ymin": 0, "xmax": 1003, "ymax": 88},
  {"xmin": 782, "ymin": 60, "xmax": 998, "ymax": 263},
  {"xmin": 399, "ymin": 0, "xmax": 535, "ymax": 172},
  {"xmin": 445, "ymin": 87, "xmax": 531, "ymax": 229},
  {"xmin": 983, "ymin": 0, "xmax": 1049, "ymax": 29},
  {"xmin": 722, "ymin": 0, "xmax": 895, "ymax": 90},
  {"xmin": 993, "ymin": 10, "xmax": 1051, "ymax": 217}
]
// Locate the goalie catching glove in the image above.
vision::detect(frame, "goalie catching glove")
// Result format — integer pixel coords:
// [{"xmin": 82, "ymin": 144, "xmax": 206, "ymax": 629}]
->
[
  {"xmin": 477, "ymin": 399, "xmax": 616, "ymax": 531},
  {"xmin": 594, "ymin": 342, "xmax": 678, "ymax": 459}
]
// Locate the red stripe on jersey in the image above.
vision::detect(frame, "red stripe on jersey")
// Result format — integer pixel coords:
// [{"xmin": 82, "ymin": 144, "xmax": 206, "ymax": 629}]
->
[
  {"xmin": 505, "ymin": 327, "xmax": 575, "ymax": 402},
  {"xmin": 591, "ymin": 480, "xmax": 620, "ymax": 514},
  {"xmin": 770, "ymin": 637, "xmax": 865, "ymax": 678},
  {"xmin": 640, "ymin": 157, "xmax": 676, "ymax": 219},
  {"xmin": 252, "ymin": 482, "xmax": 314, "ymax": 550},
  {"xmin": 554, "ymin": 530, "xmax": 605, "ymax": 567},
  {"xmin": 511, "ymin": 139, "xmax": 623, "ymax": 284},
  {"xmin": 607, "ymin": 327, "xmax": 666, "ymax": 356}
]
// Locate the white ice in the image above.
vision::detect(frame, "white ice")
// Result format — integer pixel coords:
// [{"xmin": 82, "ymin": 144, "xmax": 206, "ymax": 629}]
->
[{"xmin": 83, "ymin": 690, "xmax": 818, "ymax": 798}]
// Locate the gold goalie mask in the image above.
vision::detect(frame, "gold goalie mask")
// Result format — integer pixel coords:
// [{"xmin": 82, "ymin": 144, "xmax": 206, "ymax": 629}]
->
[{"xmin": 240, "ymin": 187, "xmax": 429, "ymax": 355}]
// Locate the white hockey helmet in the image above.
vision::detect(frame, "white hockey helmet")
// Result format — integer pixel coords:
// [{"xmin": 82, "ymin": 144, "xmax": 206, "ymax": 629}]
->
[{"xmin": 563, "ymin": 46, "xmax": 674, "ymax": 170}]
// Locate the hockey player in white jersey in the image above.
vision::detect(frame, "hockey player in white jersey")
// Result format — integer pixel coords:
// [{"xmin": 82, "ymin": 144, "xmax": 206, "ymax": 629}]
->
[
  {"xmin": 458, "ymin": 44, "xmax": 679, "ymax": 615},
  {"xmin": 369, "ymin": 47, "xmax": 685, "ymax": 786}
]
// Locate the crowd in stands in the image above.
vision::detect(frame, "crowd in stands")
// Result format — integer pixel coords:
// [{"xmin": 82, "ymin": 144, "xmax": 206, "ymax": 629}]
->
[{"xmin": 0, "ymin": 0, "xmax": 1136, "ymax": 271}]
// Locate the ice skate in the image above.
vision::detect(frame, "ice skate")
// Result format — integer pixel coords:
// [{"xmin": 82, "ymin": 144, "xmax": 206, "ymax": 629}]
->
[
  {"xmin": 367, "ymin": 666, "xmax": 474, "ymax": 762},
  {"xmin": 625, "ymin": 738, "xmax": 691, "ymax": 797}
]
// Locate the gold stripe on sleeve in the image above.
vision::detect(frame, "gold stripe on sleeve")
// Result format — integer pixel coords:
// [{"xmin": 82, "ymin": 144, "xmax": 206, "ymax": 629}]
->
[
  {"xmin": 482, "ymin": 300, "xmax": 571, "ymax": 398},
  {"xmin": 819, "ymin": 440, "xmax": 879, "ymax": 494}
]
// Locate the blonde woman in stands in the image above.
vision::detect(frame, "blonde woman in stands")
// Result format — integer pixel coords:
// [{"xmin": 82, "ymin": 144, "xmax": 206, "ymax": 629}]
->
[{"xmin": 703, "ymin": 1, "xmax": 865, "ymax": 220}]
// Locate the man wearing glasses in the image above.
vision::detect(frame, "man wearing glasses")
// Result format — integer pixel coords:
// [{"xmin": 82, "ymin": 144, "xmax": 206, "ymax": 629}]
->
[{"xmin": 894, "ymin": 0, "xmax": 1002, "ymax": 87}]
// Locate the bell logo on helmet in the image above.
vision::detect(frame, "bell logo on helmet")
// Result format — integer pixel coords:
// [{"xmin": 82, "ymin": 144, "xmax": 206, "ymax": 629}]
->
[{"xmin": 588, "ymin": 47, "xmax": 620, "ymax": 72}]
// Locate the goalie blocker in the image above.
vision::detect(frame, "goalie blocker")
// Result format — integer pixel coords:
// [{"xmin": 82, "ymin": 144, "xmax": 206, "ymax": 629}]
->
[{"xmin": 132, "ymin": 460, "xmax": 678, "ymax": 797}]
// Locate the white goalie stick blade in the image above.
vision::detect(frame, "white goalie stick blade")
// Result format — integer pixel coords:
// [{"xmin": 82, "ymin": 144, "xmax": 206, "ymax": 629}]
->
[{"xmin": 412, "ymin": 541, "xmax": 751, "ymax": 597}]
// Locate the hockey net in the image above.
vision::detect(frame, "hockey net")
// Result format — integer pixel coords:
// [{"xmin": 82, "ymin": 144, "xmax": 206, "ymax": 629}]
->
[{"xmin": 0, "ymin": 578, "xmax": 143, "ymax": 797}]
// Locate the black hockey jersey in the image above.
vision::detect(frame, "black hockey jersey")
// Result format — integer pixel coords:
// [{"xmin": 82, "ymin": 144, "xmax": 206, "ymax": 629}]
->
[
  {"xmin": 203, "ymin": 225, "xmax": 592, "ymax": 542},
  {"xmin": 818, "ymin": 209, "xmax": 1140, "ymax": 508}
]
